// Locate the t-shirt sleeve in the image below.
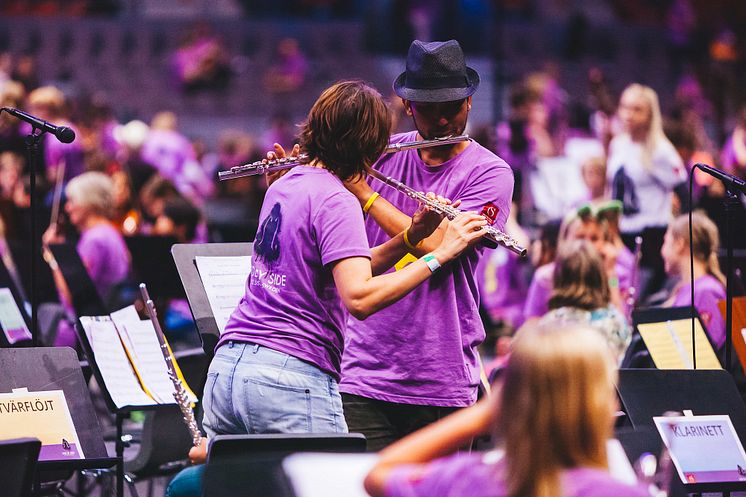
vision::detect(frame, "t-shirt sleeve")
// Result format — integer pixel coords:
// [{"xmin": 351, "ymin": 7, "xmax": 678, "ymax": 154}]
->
[
  {"xmin": 650, "ymin": 142, "xmax": 687, "ymax": 188},
  {"xmin": 312, "ymin": 191, "xmax": 372, "ymax": 266},
  {"xmin": 452, "ymin": 159, "xmax": 514, "ymax": 232},
  {"xmin": 384, "ymin": 456, "xmax": 480, "ymax": 497}
]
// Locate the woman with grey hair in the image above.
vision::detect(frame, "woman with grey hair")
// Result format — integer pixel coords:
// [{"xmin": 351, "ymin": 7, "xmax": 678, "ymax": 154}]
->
[{"xmin": 42, "ymin": 172, "xmax": 131, "ymax": 344}]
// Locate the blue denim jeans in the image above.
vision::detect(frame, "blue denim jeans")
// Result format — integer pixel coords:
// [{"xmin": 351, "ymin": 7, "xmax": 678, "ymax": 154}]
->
[{"xmin": 202, "ymin": 341, "xmax": 347, "ymax": 437}]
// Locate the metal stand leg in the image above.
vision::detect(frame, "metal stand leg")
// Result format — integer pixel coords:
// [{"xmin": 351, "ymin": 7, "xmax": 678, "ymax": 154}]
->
[{"xmin": 116, "ymin": 413, "xmax": 124, "ymax": 497}]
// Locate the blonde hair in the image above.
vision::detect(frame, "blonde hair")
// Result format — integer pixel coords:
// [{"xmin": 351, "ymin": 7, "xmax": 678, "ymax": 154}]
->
[
  {"xmin": 27, "ymin": 86, "xmax": 66, "ymax": 119},
  {"xmin": 65, "ymin": 172, "xmax": 114, "ymax": 219},
  {"xmin": 549, "ymin": 239, "xmax": 610, "ymax": 310},
  {"xmin": 499, "ymin": 320, "xmax": 616, "ymax": 497},
  {"xmin": 619, "ymin": 83, "xmax": 670, "ymax": 171},
  {"xmin": 669, "ymin": 211, "xmax": 726, "ymax": 286}
]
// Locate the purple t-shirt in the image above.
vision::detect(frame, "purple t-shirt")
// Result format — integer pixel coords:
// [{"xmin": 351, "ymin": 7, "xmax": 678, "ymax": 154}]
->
[
  {"xmin": 220, "ymin": 167, "xmax": 371, "ymax": 380},
  {"xmin": 476, "ymin": 247, "xmax": 527, "ymax": 327},
  {"xmin": 386, "ymin": 452, "xmax": 650, "ymax": 497},
  {"xmin": 522, "ymin": 256, "xmax": 633, "ymax": 324},
  {"xmin": 672, "ymin": 274, "xmax": 727, "ymax": 349},
  {"xmin": 340, "ymin": 132, "xmax": 514, "ymax": 406},
  {"xmin": 77, "ymin": 223, "xmax": 131, "ymax": 300},
  {"xmin": 141, "ymin": 129, "xmax": 197, "ymax": 181}
]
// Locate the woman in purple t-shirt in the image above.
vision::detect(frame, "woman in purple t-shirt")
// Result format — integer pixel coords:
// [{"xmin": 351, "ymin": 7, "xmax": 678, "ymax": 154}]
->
[
  {"xmin": 202, "ymin": 81, "xmax": 487, "ymax": 441},
  {"xmin": 661, "ymin": 212, "xmax": 727, "ymax": 349},
  {"xmin": 42, "ymin": 172, "xmax": 131, "ymax": 345},
  {"xmin": 365, "ymin": 320, "xmax": 650, "ymax": 497}
]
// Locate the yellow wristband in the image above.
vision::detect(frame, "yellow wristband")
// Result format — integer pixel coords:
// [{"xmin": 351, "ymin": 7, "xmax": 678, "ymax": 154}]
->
[
  {"xmin": 362, "ymin": 192, "xmax": 380, "ymax": 214},
  {"xmin": 403, "ymin": 229, "xmax": 421, "ymax": 251}
]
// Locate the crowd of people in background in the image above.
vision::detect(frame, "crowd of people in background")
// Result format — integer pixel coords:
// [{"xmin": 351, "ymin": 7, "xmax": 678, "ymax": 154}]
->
[{"xmin": 0, "ymin": 25, "xmax": 744, "ymax": 367}]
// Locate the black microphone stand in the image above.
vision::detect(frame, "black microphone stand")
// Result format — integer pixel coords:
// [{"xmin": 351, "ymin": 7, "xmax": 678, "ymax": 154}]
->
[
  {"xmin": 24, "ymin": 128, "xmax": 43, "ymax": 346},
  {"xmin": 693, "ymin": 163, "xmax": 741, "ymax": 372},
  {"xmin": 722, "ymin": 188, "xmax": 739, "ymax": 372}
]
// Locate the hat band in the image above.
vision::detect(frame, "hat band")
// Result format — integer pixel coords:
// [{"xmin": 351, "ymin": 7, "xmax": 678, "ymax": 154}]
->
[{"xmin": 405, "ymin": 73, "xmax": 469, "ymax": 90}]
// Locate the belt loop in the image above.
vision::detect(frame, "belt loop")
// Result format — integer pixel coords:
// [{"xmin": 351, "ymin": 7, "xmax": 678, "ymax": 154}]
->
[
  {"xmin": 252, "ymin": 343, "xmax": 260, "ymax": 354},
  {"xmin": 228, "ymin": 341, "xmax": 234, "ymax": 349}
]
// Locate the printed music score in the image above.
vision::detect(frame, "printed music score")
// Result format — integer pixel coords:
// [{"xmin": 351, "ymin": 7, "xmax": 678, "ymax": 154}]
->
[
  {"xmin": 637, "ymin": 318, "xmax": 721, "ymax": 370},
  {"xmin": 80, "ymin": 306, "xmax": 197, "ymax": 409},
  {"xmin": 194, "ymin": 255, "xmax": 252, "ymax": 334}
]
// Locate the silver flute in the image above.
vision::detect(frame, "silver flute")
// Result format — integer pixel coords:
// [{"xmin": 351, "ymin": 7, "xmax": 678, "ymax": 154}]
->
[
  {"xmin": 140, "ymin": 283, "xmax": 203, "ymax": 447},
  {"xmin": 217, "ymin": 135, "xmax": 470, "ymax": 180},
  {"xmin": 366, "ymin": 168, "xmax": 527, "ymax": 257}
]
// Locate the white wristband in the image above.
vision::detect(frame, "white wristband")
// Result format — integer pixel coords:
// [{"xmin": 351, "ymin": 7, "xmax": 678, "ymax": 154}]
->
[{"xmin": 422, "ymin": 253, "xmax": 441, "ymax": 273}]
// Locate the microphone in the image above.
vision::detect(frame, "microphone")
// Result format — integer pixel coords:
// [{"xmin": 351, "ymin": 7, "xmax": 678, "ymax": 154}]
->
[
  {"xmin": 1, "ymin": 107, "xmax": 76, "ymax": 144},
  {"xmin": 695, "ymin": 163, "xmax": 746, "ymax": 195}
]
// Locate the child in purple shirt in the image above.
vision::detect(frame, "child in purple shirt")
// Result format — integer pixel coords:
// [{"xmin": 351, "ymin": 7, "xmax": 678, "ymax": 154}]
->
[
  {"xmin": 523, "ymin": 206, "xmax": 631, "ymax": 323},
  {"xmin": 365, "ymin": 320, "xmax": 650, "ymax": 497},
  {"xmin": 203, "ymin": 81, "xmax": 487, "ymax": 440},
  {"xmin": 661, "ymin": 212, "xmax": 727, "ymax": 349}
]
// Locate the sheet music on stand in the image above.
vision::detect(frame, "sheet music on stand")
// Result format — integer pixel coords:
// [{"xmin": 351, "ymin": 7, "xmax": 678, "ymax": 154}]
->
[
  {"xmin": 79, "ymin": 305, "xmax": 197, "ymax": 410},
  {"xmin": 194, "ymin": 255, "xmax": 251, "ymax": 334},
  {"xmin": 172, "ymin": 243, "xmax": 253, "ymax": 353},
  {"xmin": 637, "ymin": 317, "xmax": 721, "ymax": 369}
]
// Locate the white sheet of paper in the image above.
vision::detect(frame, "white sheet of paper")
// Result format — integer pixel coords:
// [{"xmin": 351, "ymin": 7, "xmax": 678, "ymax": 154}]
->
[
  {"xmin": 0, "ymin": 287, "xmax": 30, "ymax": 344},
  {"xmin": 118, "ymin": 320, "xmax": 197, "ymax": 404},
  {"xmin": 282, "ymin": 453, "xmax": 378, "ymax": 497},
  {"xmin": 194, "ymin": 256, "xmax": 252, "ymax": 334},
  {"xmin": 79, "ymin": 317, "xmax": 155, "ymax": 409},
  {"xmin": 110, "ymin": 305, "xmax": 142, "ymax": 357}
]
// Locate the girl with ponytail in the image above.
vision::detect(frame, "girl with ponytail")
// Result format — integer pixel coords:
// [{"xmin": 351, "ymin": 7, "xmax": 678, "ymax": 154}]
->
[{"xmin": 661, "ymin": 211, "xmax": 727, "ymax": 348}]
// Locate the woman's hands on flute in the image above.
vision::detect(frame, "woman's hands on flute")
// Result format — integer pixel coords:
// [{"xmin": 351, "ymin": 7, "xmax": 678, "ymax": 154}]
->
[
  {"xmin": 407, "ymin": 193, "xmax": 458, "ymax": 246},
  {"xmin": 264, "ymin": 142, "xmax": 300, "ymax": 187},
  {"xmin": 430, "ymin": 212, "xmax": 487, "ymax": 264}
]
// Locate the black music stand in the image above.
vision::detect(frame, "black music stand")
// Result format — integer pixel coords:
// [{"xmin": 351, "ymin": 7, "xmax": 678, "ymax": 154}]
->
[
  {"xmin": 72, "ymin": 318, "xmax": 181, "ymax": 497},
  {"xmin": 171, "ymin": 243, "xmax": 253, "ymax": 355},
  {"xmin": 125, "ymin": 235, "xmax": 185, "ymax": 300},
  {"xmin": 0, "ymin": 347, "xmax": 118, "ymax": 493},
  {"xmin": 621, "ymin": 306, "xmax": 719, "ymax": 369},
  {"xmin": 203, "ymin": 433, "xmax": 367, "ymax": 497},
  {"xmin": 618, "ymin": 369, "xmax": 746, "ymax": 495},
  {"xmin": 47, "ymin": 242, "xmax": 107, "ymax": 317}
]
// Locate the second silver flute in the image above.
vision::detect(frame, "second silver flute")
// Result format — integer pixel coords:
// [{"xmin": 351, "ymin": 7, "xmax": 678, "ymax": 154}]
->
[
  {"xmin": 365, "ymin": 168, "xmax": 527, "ymax": 257},
  {"xmin": 218, "ymin": 135, "xmax": 469, "ymax": 180}
]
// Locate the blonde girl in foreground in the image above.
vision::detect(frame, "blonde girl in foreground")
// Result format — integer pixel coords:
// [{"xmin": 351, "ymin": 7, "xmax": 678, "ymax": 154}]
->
[{"xmin": 365, "ymin": 321, "xmax": 650, "ymax": 497}]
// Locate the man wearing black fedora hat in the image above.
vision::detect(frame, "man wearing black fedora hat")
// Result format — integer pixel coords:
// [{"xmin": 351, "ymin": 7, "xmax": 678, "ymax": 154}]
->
[{"xmin": 340, "ymin": 40, "xmax": 515, "ymax": 450}]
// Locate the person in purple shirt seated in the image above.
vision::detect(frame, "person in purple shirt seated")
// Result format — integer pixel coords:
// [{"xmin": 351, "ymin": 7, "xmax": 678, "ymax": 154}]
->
[
  {"xmin": 365, "ymin": 320, "xmax": 651, "ymax": 497},
  {"xmin": 661, "ymin": 212, "xmax": 727, "ymax": 349},
  {"xmin": 523, "ymin": 204, "xmax": 629, "ymax": 324},
  {"xmin": 42, "ymin": 172, "xmax": 131, "ymax": 346},
  {"xmin": 340, "ymin": 39, "xmax": 515, "ymax": 451},
  {"xmin": 203, "ymin": 80, "xmax": 486, "ymax": 441}
]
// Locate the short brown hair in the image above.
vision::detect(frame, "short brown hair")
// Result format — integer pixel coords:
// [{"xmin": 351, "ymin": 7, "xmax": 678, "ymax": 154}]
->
[
  {"xmin": 548, "ymin": 239, "xmax": 610, "ymax": 311},
  {"xmin": 298, "ymin": 80, "xmax": 390, "ymax": 181}
]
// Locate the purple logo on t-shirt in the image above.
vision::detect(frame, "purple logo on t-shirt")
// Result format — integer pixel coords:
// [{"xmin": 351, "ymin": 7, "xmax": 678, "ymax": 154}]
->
[{"xmin": 255, "ymin": 202, "xmax": 283, "ymax": 265}]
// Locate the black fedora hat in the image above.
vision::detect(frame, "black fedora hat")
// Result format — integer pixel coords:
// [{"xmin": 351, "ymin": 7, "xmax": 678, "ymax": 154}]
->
[{"xmin": 393, "ymin": 40, "xmax": 480, "ymax": 103}]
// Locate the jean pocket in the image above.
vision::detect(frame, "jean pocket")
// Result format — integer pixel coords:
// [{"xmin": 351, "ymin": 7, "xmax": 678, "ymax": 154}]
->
[{"xmin": 244, "ymin": 375, "xmax": 312, "ymax": 433}]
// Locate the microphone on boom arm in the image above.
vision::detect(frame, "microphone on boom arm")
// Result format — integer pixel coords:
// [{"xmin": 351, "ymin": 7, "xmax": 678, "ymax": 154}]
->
[{"xmin": 1, "ymin": 107, "xmax": 76, "ymax": 144}]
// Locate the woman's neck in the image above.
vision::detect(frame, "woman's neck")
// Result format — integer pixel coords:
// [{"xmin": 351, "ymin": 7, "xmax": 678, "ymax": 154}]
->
[
  {"xmin": 81, "ymin": 215, "xmax": 109, "ymax": 232},
  {"xmin": 680, "ymin": 256, "xmax": 708, "ymax": 282}
]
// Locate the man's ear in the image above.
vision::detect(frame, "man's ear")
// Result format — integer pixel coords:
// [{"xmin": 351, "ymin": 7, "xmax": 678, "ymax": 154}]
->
[
  {"xmin": 403, "ymin": 99, "xmax": 412, "ymax": 116},
  {"xmin": 466, "ymin": 96, "xmax": 472, "ymax": 111}
]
